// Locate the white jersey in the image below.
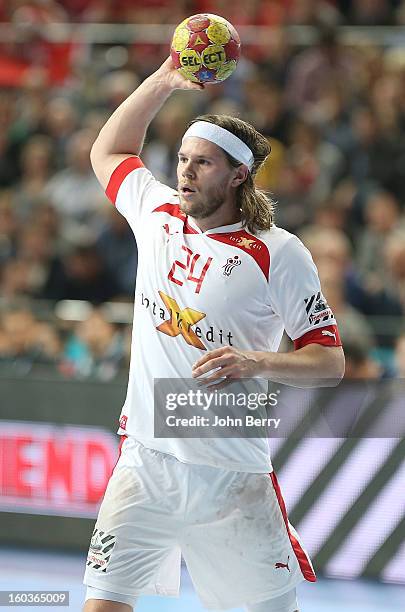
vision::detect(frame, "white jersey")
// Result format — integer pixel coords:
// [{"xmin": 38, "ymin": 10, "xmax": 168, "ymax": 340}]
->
[{"xmin": 106, "ymin": 157, "xmax": 341, "ymax": 473}]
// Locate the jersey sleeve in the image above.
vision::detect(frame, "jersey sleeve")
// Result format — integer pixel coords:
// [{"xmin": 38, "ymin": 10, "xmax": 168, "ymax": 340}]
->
[
  {"xmin": 269, "ymin": 235, "xmax": 341, "ymax": 349},
  {"xmin": 105, "ymin": 156, "xmax": 177, "ymax": 235}
]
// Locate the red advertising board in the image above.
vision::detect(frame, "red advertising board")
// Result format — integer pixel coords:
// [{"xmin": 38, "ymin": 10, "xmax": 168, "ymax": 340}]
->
[{"xmin": 0, "ymin": 421, "xmax": 118, "ymax": 518}]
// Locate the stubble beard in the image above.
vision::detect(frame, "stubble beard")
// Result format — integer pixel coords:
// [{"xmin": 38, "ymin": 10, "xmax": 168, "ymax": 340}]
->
[{"xmin": 178, "ymin": 184, "xmax": 226, "ymax": 219}]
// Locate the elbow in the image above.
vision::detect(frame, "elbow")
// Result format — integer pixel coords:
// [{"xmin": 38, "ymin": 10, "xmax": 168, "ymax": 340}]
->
[
  {"xmin": 335, "ymin": 347, "xmax": 345, "ymax": 381},
  {"xmin": 90, "ymin": 140, "xmax": 100, "ymax": 170},
  {"xmin": 326, "ymin": 347, "xmax": 345, "ymax": 386},
  {"xmin": 90, "ymin": 125, "xmax": 107, "ymax": 168},
  {"xmin": 311, "ymin": 345, "xmax": 345, "ymax": 387},
  {"xmin": 337, "ymin": 354, "xmax": 345, "ymax": 382}
]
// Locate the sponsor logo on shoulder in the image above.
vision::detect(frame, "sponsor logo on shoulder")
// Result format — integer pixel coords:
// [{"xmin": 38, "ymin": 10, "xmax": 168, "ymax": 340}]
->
[{"xmin": 304, "ymin": 292, "xmax": 334, "ymax": 325}]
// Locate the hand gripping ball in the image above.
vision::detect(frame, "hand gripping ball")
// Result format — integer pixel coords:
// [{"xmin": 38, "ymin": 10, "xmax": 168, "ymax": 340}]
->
[{"xmin": 170, "ymin": 13, "xmax": 241, "ymax": 84}]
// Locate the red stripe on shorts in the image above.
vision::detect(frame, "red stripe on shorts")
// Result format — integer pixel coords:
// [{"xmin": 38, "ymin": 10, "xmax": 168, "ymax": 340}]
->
[{"xmin": 270, "ymin": 471, "xmax": 317, "ymax": 582}]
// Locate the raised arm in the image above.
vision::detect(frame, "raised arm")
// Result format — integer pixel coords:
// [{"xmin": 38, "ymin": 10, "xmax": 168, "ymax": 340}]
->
[{"xmin": 90, "ymin": 57, "xmax": 203, "ymax": 190}]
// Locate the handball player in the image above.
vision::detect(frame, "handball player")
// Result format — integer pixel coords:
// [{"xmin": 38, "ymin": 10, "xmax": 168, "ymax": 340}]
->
[{"xmin": 83, "ymin": 56, "xmax": 345, "ymax": 612}]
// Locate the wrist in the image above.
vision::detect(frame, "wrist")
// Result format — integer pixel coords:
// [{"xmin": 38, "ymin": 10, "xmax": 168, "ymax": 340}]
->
[
  {"xmin": 150, "ymin": 69, "xmax": 177, "ymax": 94},
  {"xmin": 247, "ymin": 351, "xmax": 271, "ymax": 377}
]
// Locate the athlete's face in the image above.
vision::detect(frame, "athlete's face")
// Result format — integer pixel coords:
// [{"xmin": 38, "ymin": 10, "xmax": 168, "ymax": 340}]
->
[{"xmin": 177, "ymin": 137, "xmax": 238, "ymax": 220}]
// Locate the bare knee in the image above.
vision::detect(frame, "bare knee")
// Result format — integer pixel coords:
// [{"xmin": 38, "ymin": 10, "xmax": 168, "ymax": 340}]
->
[{"xmin": 83, "ymin": 599, "xmax": 132, "ymax": 612}]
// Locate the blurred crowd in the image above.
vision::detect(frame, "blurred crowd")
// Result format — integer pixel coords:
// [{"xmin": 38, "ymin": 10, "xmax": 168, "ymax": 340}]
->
[
  {"xmin": 3, "ymin": 0, "xmax": 405, "ymax": 26},
  {"xmin": 1, "ymin": 0, "xmax": 405, "ymax": 379}
]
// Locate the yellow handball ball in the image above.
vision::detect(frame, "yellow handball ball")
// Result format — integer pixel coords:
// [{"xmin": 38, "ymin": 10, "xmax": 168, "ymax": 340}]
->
[{"xmin": 170, "ymin": 13, "xmax": 241, "ymax": 84}]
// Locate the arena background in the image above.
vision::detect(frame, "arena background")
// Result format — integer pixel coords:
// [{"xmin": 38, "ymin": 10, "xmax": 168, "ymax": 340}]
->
[{"xmin": 0, "ymin": 1, "xmax": 405, "ymax": 610}]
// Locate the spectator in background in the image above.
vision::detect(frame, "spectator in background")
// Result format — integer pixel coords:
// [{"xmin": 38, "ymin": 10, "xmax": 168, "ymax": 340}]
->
[
  {"xmin": 242, "ymin": 79, "xmax": 292, "ymax": 146},
  {"xmin": 44, "ymin": 244, "xmax": 120, "ymax": 303},
  {"xmin": 13, "ymin": 135, "xmax": 53, "ymax": 220},
  {"xmin": 356, "ymin": 190, "xmax": 402, "ymax": 289},
  {"xmin": 308, "ymin": 81, "xmax": 353, "ymax": 154},
  {"xmin": 99, "ymin": 70, "xmax": 140, "ymax": 112},
  {"xmin": 0, "ymin": 69, "xmax": 49, "ymax": 186},
  {"xmin": 41, "ymin": 97, "xmax": 78, "ymax": 169},
  {"xmin": 343, "ymin": 340, "xmax": 383, "ymax": 379},
  {"xmin": 16, "ymin": 222, "xmax": 65, "ymax": 299},
  {"xmin": 273, "ymin": 117, "xmax": 344, "ymax": 231},
  {"xmin": 96, "ymin": 206, "xmax": 137, "ymax": 297},
  {"xmin": 346, "ymin": 102, "xmax": 405, "ymax": 203},
  {"xmin": 255, "ymin": 28, "xmax": 293, "ymax": 88},
  {"xmin": 285, "ymin": 26, "xmax": 358, "ymax": 115},
  {"xmin": 311, "ymin": 197, "xmax": 349, "ymax": 233},
  {"xmin": 28, "ymin": 201, "xmax": 62, "ymax": 250},
  {"xmin": 287, "ymin": 117, "xmax": 344, "ymax": 201},
  {"xmin": 45, "ymin": 128, "xmax": 105, "ymax": 237},
  {"xmin": 286, "ymin": 0, "xmax": 343, "ymax": 26},
  {"xmin": 62, "ymin": 307, "xmax": 125, "ymax": 379},
  {"xmin": 0, "ymin": 308, "xmax": 62, "ymax": 366},
  {"xmin": 14, "ymin": 68, "xmax": 49, "ymax": 141},
  {"xmin": 0, "ymin": 259, "xmax": 33, "ymax": 300}
]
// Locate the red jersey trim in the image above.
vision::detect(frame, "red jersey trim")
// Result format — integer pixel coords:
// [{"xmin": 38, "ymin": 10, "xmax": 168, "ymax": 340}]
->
[
  {"xmin": 294, "ymin": 324, "xmax": 342, "ymax": 350},
  {"xmin": 153, "ymin": 203, "xmax": 198, "ymax": 234},
  {"xmin": 208, "ymin": 230, "xmax": 270, "ymax": 281},
  {"xmin": 270, "ymin": 471, "xmax": 317, "ymax": 582},
  {"xmin": 106, "ymin": 156, "xmax": 144, "ymax": 205}
]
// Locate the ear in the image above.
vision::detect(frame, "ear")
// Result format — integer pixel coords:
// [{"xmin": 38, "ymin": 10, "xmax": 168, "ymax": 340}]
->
[{"xmin": 231, "ymin": 164, "xmax": 249, "ymax": 188}]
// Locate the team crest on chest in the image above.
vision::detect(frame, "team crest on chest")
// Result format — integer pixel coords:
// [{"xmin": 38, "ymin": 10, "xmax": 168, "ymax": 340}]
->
[{"xmin": 222, "ymin": 255, "xmax": 242, "ymax": 276}]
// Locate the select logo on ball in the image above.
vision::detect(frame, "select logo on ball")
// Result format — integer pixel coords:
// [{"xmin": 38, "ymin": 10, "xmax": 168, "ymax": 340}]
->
[
  {"xmin": 170, "ymin": 13, "xmax": 241, "ymax": 84},
  {"xmin": 202, "ymin": 45, "xmax": 226, "ymax": 69},
  {"xmin": 179, "ymin": 49, "xmax": 202, "ymax": 72}
]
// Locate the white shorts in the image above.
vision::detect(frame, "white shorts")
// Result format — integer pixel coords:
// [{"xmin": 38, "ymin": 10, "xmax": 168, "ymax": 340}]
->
[{"xmin": 83, "ymin": 437, "xmax": 315, "ymax": 610}]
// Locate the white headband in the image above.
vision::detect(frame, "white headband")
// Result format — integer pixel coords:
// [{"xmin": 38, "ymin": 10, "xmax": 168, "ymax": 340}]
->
[{"xmin": 182, "ymin": 121, "xmax": 254, "ymax": 171}]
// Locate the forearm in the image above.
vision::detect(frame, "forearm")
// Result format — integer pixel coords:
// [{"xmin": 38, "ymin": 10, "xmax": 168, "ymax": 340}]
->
[
  {"xmin": 252, "ymin": 345, "xmax": 345, "ymax": 388},
  {"xmin": 92, "ymin": 72, "xmax": 173, "ymax": 158},
  {"xmin": 192, "ymin": 344, "xmax": 345, "ymax": 388}
]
